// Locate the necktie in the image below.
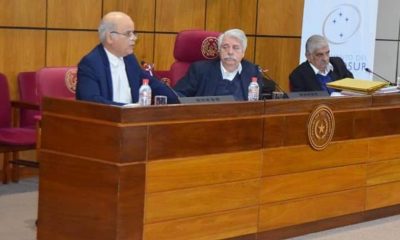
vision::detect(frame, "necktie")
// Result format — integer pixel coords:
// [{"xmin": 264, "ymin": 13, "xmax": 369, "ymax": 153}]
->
[{"xmin": 316, "ymin": 74, "xmax": 334, "ymax": 93}]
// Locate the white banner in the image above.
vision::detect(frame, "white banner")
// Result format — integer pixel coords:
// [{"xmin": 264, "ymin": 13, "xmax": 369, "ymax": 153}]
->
[{"xmin": 300, "ymin": 0, "xmax": 379, "ymax": 79}]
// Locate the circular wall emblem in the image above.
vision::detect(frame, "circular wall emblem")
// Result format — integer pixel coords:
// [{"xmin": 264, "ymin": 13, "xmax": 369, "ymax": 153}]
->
[
  {"xmin": 322, "ymin": 4, "xmax": 361, "ymax": 45},
  {"xmin": 201, "ymin": 37, "xmax": 218, "ymax": 59},
  {"xmin": 65, "ymin": 68, "xmax": 78, "ymax": 93},
  {"xmin": 307, "ymin": 104, "xmax": 335, "ymax": 151}
]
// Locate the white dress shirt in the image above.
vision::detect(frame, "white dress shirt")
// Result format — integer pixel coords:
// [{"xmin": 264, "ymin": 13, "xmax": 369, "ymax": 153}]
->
[
  {"xmin": 104, "ymin": 48, "xmax": 132, "ymax": 103},
  {"xmin": 220, "ymin": 62, "xmax": 243, "ymax": 81}
]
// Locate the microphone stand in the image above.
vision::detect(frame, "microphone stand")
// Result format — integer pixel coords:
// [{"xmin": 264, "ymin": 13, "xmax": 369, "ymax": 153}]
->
[
  {"xmin": 365, "ymin": 68, "xmax": 394, "ymax": 86},
  {"xmin": 258, "ymin": 67, "xmax": 289, "ymax": 98}
]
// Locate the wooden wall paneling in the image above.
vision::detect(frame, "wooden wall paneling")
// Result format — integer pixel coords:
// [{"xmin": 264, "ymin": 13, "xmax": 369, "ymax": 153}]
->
[
  {"xmin": 47, "ymin": 0, "xmax": 102, "ymax": 29},
  {"xmin": 155, "ymin": 0, "xmax": 206, "ymax": 32},
  {"xmin": 367, "ymin": 159, "xmax": 400, "ymax": 186},
  {"xmin": 0, "ymin": 0, "xmax": 46, "ymax": 27},
  {"xmin": 134, "ymin": 33, "xmax": 155, "ymax": 65},
  {"xmin": 257, "ymin": 0, "xmax": 304, "ymax": 36},
  {"xmin": 260, "ymin": 165, "xmax": 366, "ymax": 204},
  {"xmin": 255, "ymin": 37, "xmax": 301, "ymax": 91},
  {"xmin": 103, "ymin": 0, "xmax": 155, "ymax": 31},
  {"xmin": 245, "ymin": 36, "xmax": 255, "ymax": 63},
  {"xmin": 46, "ymin": 30, "xmax": 99, "ymax": 67},
  {"xmin": 146, "ymin": 150, "xmax": 262, "ymax": 193},
  {"xmin": 0, "ymin": 29, "xmax": 45, "ymax": 100},
  {"xmin": 259, "ymin": 189, "xmax": 365, "ymax": 231},
  {"xmin": 263, "ymin": 140, "xmax": 368, "ymax": 176},
  {"xmin": 205, "ymin": 0, "xmax": 257, "ymax": 34},
  {"xmin": 143, "ymin": 207, "xmax": 258, "ymax": 240},
  {"xmin": 153, "ymin": 33, "xmax": 177, "ymax": 71},
  {"xmin": 145, "ymin": 179, "xmax": 259, "ymax": 223}
]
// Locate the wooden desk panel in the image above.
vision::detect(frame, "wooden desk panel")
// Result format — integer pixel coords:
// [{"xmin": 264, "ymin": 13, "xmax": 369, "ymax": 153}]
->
[
  {"xmin": 263, "ymin": 140, "xmax": 368, "ymax": 176},
  {"xmin": 259, "ymin": 189, "xmax": 365, "ymax": 231},
  {"xmin": 146, "ymin": 151, "xmax": 262, "ymax": 192},
  {"xmin": 38, "ymin": 95, "xmax": 400, "ymax": 240},
  {"xmin": 260, "ymin": 165, "xmax": 365, "ymax": 204}
]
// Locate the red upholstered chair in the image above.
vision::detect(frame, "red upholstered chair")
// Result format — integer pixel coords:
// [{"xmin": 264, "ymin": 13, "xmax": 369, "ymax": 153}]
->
[
  {"xmin": 0, "ymin": 73, "xmax": 37, "ymax": 184},
  {"xmin": 36, "ymin": 66, "xmax": 77, "ymax": 104},
  {"xmin": 34, "ymin": 66, "xmax": 78, "ymax": 158},
  {"xmin": 154, "ymin": 29, "xmax": 220, "ymax": 87},
  {"xmin": 17, "ymin": 71, "xmax": 40, "ymax": 129}
]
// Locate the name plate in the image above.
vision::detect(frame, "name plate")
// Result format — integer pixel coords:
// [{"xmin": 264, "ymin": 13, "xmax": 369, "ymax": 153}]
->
[
  {"xmin": 178, "ymin": 95, "xmax": 235, "ymax": 104},
  {"xmin": 288, "ymin": 91, "xmax": 329, "ymax": 99}
]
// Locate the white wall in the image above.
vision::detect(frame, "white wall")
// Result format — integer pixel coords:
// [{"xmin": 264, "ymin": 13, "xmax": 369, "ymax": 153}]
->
[{"xmin": 374, "ymin": 0, "xmax": 400, "ymax": 84}]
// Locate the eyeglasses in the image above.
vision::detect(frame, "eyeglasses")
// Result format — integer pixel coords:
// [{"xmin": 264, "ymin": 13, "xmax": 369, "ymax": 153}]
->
[
  {"xmin": 220, "ymin": 44, "xmax": 242, "ymax": 52},
  {"xmin": 110, "ymin": 30, "xmax": 138, "ymax": 39}
]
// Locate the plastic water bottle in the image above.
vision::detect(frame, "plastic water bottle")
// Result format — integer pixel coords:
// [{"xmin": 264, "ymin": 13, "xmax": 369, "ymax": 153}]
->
[
  {"xmin": 139, "ymin": 79, "xmax": 152, "ymax": 106},
  {"xmin": 248, "ymin": 77, "xmax": 259, "ymax": 101}
]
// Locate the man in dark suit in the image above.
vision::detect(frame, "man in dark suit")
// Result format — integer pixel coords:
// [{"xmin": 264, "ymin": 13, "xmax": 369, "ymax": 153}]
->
[
  {"xmin": 76, "ymin": 11, "xmax": 178, "ymax": 106},
  {"xmin": 289, "ymin": 34, "xmax": 353, "ymax": 93},
  {"xmin": 173, "ymin": 29, "xmax": 275, "ymax": 100}
]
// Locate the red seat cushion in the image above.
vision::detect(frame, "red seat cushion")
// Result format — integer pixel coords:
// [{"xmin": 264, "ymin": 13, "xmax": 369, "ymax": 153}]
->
[{"xmin": 0, "ymin": 128, "xmax": 36, "ymax": 145}]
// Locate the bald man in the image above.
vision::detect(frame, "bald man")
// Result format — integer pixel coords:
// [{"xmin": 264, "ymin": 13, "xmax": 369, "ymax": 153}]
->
[{"xmin": 76, "ymin": 11, "xmax": 179, "ymax": 105}]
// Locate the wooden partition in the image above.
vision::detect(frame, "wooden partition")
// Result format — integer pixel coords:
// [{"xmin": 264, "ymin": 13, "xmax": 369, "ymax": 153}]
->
[{"xmin": 38, "ymin": 94, "xmax": 400, "ymax": 240}]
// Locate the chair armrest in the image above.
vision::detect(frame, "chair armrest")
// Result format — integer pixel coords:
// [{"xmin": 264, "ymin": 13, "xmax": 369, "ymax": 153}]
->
[
  {"xmin": 10, "ymin": 100, "xmax": 40, "ymax": 128},
  {"xmin": 11, "ymin": 100, "xmax": 40, "ymax": 111}
]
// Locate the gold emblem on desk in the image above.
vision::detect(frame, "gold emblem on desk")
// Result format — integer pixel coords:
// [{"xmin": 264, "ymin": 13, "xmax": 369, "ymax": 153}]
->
[
  {"xmin": 201, "ymin": 37, "xmax": 218, "ymax": 59},
  {"xmin": 307, "ymin": 104, "xmax": 335, "ymax": 151}
]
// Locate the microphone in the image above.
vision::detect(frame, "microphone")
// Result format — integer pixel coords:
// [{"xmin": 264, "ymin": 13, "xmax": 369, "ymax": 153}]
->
[
  {"xmin": 258, "ymin": 66, "xmax": 289, "ymax": 99},
  {"xmin": 365, "ymin": 68, "xmax": 394, "ymax": 86},
  {"xmin": 141, "ymin": 60, "xmax": 154, "ymax": 77},
  {"xmin": 141, "ymin": 60, "xmax": 180, "ymax": 103}
]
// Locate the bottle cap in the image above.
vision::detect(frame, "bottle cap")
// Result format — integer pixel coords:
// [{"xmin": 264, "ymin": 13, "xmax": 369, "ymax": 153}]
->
[
  {"xmin": 143, "ymin": 79, "xmax": 149, "ymax": 84},
  {"xmin": 251, "ymin": 77, "xmax": 257, "ymax": 82}
]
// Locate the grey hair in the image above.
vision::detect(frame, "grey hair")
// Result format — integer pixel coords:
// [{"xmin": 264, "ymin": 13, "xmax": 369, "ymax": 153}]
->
[
  {"xmin": 98, "ymin": 19, "xmax": 117, "ymax": 43},
  {"xmin": 305, "ymin": 34, "xmax": 329, "ymax": 55},
  {"xmin": 218, "ymin": 28, "xmax": 247, "ymax": 52}
]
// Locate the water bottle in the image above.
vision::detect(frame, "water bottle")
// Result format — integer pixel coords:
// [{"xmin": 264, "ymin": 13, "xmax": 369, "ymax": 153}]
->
[
  {"xmin": 248, "ymin": 77, "xmax": 259, "ymax": 101},
  {"xmin": 139, "ymin": 79, "xmax": 152, "ymax": 106}
]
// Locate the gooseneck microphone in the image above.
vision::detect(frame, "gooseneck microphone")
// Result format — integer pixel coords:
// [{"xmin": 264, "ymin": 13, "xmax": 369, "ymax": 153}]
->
[
  {"xmin": 365, "ymin": 68, "xmax": 394, "ymax": 86},
  {"xmin": 141, "ymin": 60, "xmax": 154, "ymax": 76},
  {"xmin": 141, "ymin": 60, "xmax": 181, "ymax": 103},
  {"xmin": 258, "ymin": 66, "xmax": 289, "ymax": 98}
]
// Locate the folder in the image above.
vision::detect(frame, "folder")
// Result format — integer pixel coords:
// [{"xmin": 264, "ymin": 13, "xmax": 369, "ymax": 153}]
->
[{"xmin": 327, "ymin": 78, "xmax": 387, "ymax": 94}]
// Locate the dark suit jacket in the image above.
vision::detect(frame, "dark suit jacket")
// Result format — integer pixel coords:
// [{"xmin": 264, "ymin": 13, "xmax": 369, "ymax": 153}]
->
[
  {"xmin": 76, "ymin": 44, "xmax": 179, "ymax": 105},
  {"xmin": 173, "ymin": 59, "xmax": 274, "ymax": 100},
  {"xmin": 289, "ymin": 57, "xmax": 354, "ymax": 92}
]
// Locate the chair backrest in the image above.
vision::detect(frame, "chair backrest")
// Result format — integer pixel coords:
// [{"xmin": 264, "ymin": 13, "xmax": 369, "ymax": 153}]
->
[
  {"xmin": 168, "ymin": 30, "xmax": 220, "ymax": 86},
  {"xmin": 0, "ymin": 73, "xmax": 11, "ymax": 128},
  {"xmin": 18, "ymin": 72, "xmax": 39, "ymax": 128},
  {"xmin": 36, "ymin": 66, "xmax": 77, "ymax": 103}
]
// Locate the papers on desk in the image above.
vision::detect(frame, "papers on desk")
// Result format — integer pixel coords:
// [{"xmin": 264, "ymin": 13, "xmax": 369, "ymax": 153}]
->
[
  {"xmin": 374, "ymin": 86, "xmax": 400, "ymax": 94},
  {"xmin": 327, "ymin": 78, "xmax": 387, "ymax": 94},
  {"xmin": 122, "ymin": 103, "xmax": 140, "ymax": 108}
]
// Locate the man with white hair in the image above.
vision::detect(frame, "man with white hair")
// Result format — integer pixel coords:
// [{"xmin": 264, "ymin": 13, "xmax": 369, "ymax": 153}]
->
[
  {"xmin": 289, "ymin": 34, "xmax": 353, "ymax": 93},
  {"xmin": 173, "ymin": 28, "xmax": 275, "ymax": 100},
  {"xmin": 76, "ymin": 11, "xmax": 179, "ymax": 105}
]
